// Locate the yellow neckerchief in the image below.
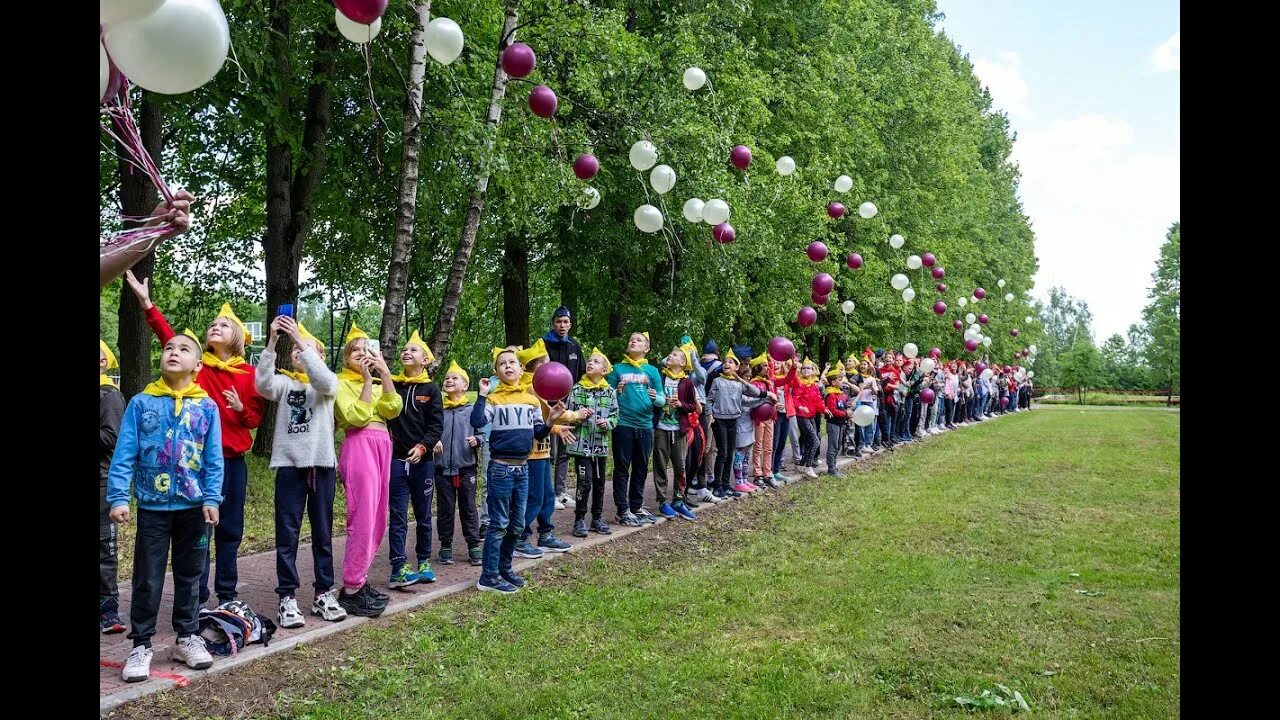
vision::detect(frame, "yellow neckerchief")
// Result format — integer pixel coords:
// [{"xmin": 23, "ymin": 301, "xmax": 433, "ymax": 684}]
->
[
  {"xmin": 100, "ymin": 374, "xmax": 117, "ymax": 388},
  {"xmin": 488, "ymin": 378, "xmax": 527, "ymax": 398},
  {"xmin": 201, "ymin": 352, "xmax": 249, "ymax": 375},
  {"xmin": 824, "ymin": 386, "xmax": 844, "ymax": 397},
  {"xmin": 618, "ymin": 354, "xmax": 649, "ymax": 368},
  {"xmin": 578, "ymin": 374, "xmax": 610, "ymax": 391},
  {"xmin": 518, "ymin": 370, "xmax": 535, "ymax": 391},
  {"xmin": 392, "ymin": 367, "xmax": 431, "ymax": 384},
  {"xmin": 338, "ymin": 367, "xmax": 382, "ymax": 385},
  {"xmin": 142, "ymin": 378, "xmax": 209, "ymax": 416},
  {"xmin": 720, "ymin": 366, "xmax": 739, "ymax": 381},
  {"xmin": 797, "ymin": 372, "xmax": 818, "ymax": 386},
  {"xmin": 443, "ymin": 393, "xmax": 469, "ymax": 409},
  {"xmin": 279, "ymin": 369, "xmax": 309, "ymax": 384},
  {"xmin": 661, "ymin": 365, "xmax": 688, "ymax": 380}
]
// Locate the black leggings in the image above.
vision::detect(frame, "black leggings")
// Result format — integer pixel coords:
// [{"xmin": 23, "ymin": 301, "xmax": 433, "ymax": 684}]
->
[{"xmin": 712, "ymin": 417, "xmax": 735, "ymax": 490}]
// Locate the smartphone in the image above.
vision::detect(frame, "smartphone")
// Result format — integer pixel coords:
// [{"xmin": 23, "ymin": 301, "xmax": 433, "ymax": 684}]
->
[{"xmin": 276, "ymin": 304, "xmax": 294, "ymax": 336}]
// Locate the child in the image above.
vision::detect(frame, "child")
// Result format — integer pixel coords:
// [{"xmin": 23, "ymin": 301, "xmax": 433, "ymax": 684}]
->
[
  {"xmin": 749, "ymin": 353, "xmax": 779, "ymax": 489},
  {"xmin": 254, "ymin": 315, "xmax": 347, "ymax": 628},
  {"xmin": 607, "ymin": 332, "xmax": 666, "ymax": 526},
  {"xmin": 386, "ymin": 330, "xmax": 444, "ymax": 589},
  {"xmin": 334, "ymin": 323, "xmax": 403, "ymax": 617},
  {"xmin": 100, "ymin": 340, "xmax": 126, "ymax": 634},
  {"xmin": 517, "ymin": 339, "xmax": 583, "ymax": 556},
  {"xmin": 108, "ymin": 330, "xmax": 223, "ymax": 682},
  {"xmin": 706, "ymin": 349, "xmax": 764, "ymax": 497},
  {"xmin": 770, "ymin": 356, "xmax": 800, "ymax": 483},
  {"xmin": 733, "ymin": 350, "xmax": 769, "ymax": 493},
  {"xmin": 678, "ymin": 338, "xmax": 716, "ymax": 506},
  {"xmin": 566, "ymin": 348, "xmax": 620, "ymax": 537},
  {"xmin": 435, "ymin": 361, "xmax": 483, "ymax": 567},
  {"xmin": 855, "ymin": 375, "xmax": 879, "ymax": 457},
  {"xmin": 472, "ymin": 347, "xmax": 565, "ymax": 594},
  {"xmin": 792, "ymin": 358, "xmax": 823, "ymax": 478},
  {"xmin": 124, "ymin": 272, "xmax": 264, "ymax": 605},
  {"xmin": 653, "ymin": 344, "xmax": 699, "ymax": 521},
  {"xmin": 824, "ymin": 366, "xmax": 850, "ymax": 475}
]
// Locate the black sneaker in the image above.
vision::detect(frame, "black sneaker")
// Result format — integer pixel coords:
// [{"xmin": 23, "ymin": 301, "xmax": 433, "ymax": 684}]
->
[
  {"xmin": 572, "ymin": 518, "xmax": 589, "ymax": 538},
  {"xmin": 500, "ymin": 570, "xmax": 526, "ymax": 588},
  {"xmin": 476, "ymin": 576, "xmax": 518, "ymax": 594},
  {"xmin": 683, "ymin": 492, "xmax": 702, "ymax": 508},
  {"xmin": 468, "ymin": 545, "xmax": 483, "ymax": 566},
  {"xmin": 590, "ymin": 518, "xmax": 613, "ymax": 535},
  {"xmin": 360, "ymin": 584, "xmax": 390, "ymax": 608},
  {"xmin": 338, "ymin": 587, "xmax": 385, "ymax": 617},
  {"xmin": 100, "ymin": 602, "xmax": 125, "ymax": 634},
  {"xmin": 616, "ymin": 511, "xmax": 643, "ymax": 527},
  {"xmin": 760, "ymin": 476, "xmax": 781, "ymax": 490},
  {"xmin": 439, "ymin": 545, "xmax": 455, "ymax": 565}
]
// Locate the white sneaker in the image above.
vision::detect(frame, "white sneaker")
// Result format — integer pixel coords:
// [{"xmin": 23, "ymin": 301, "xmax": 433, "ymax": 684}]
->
[
  {"xmin": 697, "ymin": 488, "xmax": 724, "ymax": 504},
  {"xmin": 554, "ymin": 498, "xmax": 566, "ymax": 510},
  {"xmin": 312, "ymin": 590, "xmax": 348, "ymax": 622},
  {"xmin": 557, "ymin": 493, "xmax": 575, "ymax": 508},
  {"xmin": 122, "ymin": 645, "xmax": 153, "ymax": 683},
  {"xmin": 173, "ymin": 635, "xmax": 214, "ymax": 670},
  {"xmin": 803, "ymin": 467, "xmax": 819, "ymax": 479},
  {"xmin": 278, "ymin": 595, "xmax": 305, "ymax": 629}
]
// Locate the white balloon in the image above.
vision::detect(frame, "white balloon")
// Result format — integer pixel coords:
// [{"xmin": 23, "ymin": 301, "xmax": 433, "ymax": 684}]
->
[
  {"xmin": 629, "ymin": 141, "xmax": 658, "ymax": 171},
  {"xmin": 957, "ymin": 296, "xmax": 968, "ymax": 307},
  {"xmin": 971, "ymin": 295, "xmax": 979, "ymax": 304},
  {"xmin": 981, "ymin": 368, "xmax": 993, "ymax": 380},
  {"xmin": 966, "ymin": 313, "xmax": 976, "ymax": 324},
  {"xmin": 424, "ymin": 17, "xmax": 464, "ymax": 64},
  {"xmin": 1025, "ymin": 316, "xmax": 1034, "ymax": 324},
  {"xmin": 889, "ymin": 234, "xmax": 905, "ymax": 249},
  {"xmin": 649, "ymin": 164, "xmax": 677, "ymax": 195},
  {"xmin": 970, "ymin": 324, "xmax": 981, "ymax": 334},
  {"xmin": 997, "ymin": 278, "xmax": 1007, "ymax": 288},
  {"xmin": 776, "ymin": 156, "xmax": 796, "ymax": 176},
  {"xmin": 702, "ymin": 199, "xmax": 730, "ymax": 225},
  {"xmin": 336, "ymin": 12, "xmax": 382, "ymax": 43},
  {"xmin": 903, "ymin": 343, "xmax": 919, "ymax": 359},
  {"xmin": 982, "ymin": 336, "xmax": 993, "ymax": 347},
  {"xmin": 902, "ymin": 288, "xmax": 916, "ymax": 302},
  {"xmin": 841, "ymin": 300, "xmax": 856, "ymax": 314},
  {"xmin": 682, "ymin": 198, "xmax": 705, "ymax": 223},
  {"xmin": 858, "ymin": 202, "xmax": 878, "ymax": 219},
  {"xmin": 101, "ymin": 0, "xmax": 166, "ymax": 25},
  {"xmin": 633, "ymin": 204, "xmax": 664, "ymax": 233},
  {"xmin": 683, "ymin": 67, "xmax": 707, "ymax": 91},
  {"xmin": 1005, "ymin": 293, "xmax": 1015, "ymax": 302},
  {"xmin": 104, "ymin": 0, "xmax": 230, "ymax": 95},
  {"xmin": 920, "ymin": 358, "xmax": 936, "ymax": 373},
  {"xmin": 834, "ymin": 175, "xmax": 853, "ymax": 193},
  {"xmin": 100, "ymin": 41, "xmax": 110, "ymax": 102},
  {"xmin": 578, "ymin": 187, "xmax": 600, "ymax": 210},
  {"xmin": 853, "ymin": 404, "xmax": 876, "ymax": 427},
  {"xmin": 890, "ymin": 273, "xmax": 910, "ymax": 291},
  {"xmin": 964, "ymin": 329, "xmax": 980, "ymax": 342},
  {"xmin": 1029, "ymin": 344, "xmax": 1038, "ymax": 354},
  {"xmin": 906, "ymin": 254, "xmax": 922, "ymax": 270},
  {"xmin": 1027, "ymin": 370, "xmax": 1035, "ymax": 378}
]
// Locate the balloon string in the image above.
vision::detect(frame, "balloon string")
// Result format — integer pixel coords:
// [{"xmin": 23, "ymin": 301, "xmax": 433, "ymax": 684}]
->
[
  {"xmin": 363, "ymin": 39, "xmax": 386, "ymax": 175},
  {"xmin": 227, "ymin": 36, "xmax": 250, "ymax": 87}
]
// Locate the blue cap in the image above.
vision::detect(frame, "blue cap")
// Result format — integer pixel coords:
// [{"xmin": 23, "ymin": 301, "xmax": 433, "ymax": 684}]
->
[{"xmin": 703, "ymin": 340, "xmax": 718, "ymax": 355}]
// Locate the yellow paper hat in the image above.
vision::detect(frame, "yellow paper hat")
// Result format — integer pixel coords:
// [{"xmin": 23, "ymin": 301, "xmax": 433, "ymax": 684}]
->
[
  {"xmin": 679, "ymin": 340, "xmax": 697, "ymax": 370},
  {"xmin": 406, "ymin": 329, "xmax": 436, "ymax": 364},
  {"xmin": 177, "ymin": 328, "xmax": 203, "ymax": 349},
  {"xmin": 724, "ymin": 348, "xmax": 740, "ymax": 364},
  {"xmin": 803, "ymin": 356, "xmax": 817, "ymax": 369},
  {"xmin": 344, "ymin": 322, "xmax": 369, "ymax": 345},
  {"xmin": 217, "ymin": 302, "xmax": 252, "ymax": 344},
  {"xmin": 518, "ymin": 338, "xmax": 549, "ymax": 367},
  {"xmin": 589, "ymin": 347, "xmax": 612, "ymax": 375},
  {"xmin": 100, "ymin": 339, "xmax": 118, "ymax": 370},
  {"xmin": 750, "ymin": 351, "xmax": 768, "ymax": 368},
  {"xmin": 825, "ymin": 366, "xmax": 843, "ymax": 378},
  {"xmin": 445, "ymin": 360, "xmax": 470, "ymax": 387},
  {"xmin": 295, "ymin": 320, "xmax": 324, "ymax": 352},
  {"xmin": 492, "ymin": 345, "xmax": 521, "ymax": 366}
]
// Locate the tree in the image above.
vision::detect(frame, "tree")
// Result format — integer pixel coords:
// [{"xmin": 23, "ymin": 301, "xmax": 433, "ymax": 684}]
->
[
  {"xmin": 1142, "ymin": 222, "xmax": 1180, "ymax": 405},
  {"xmin": 1061, "ymin": 337, "xmax": 1104, "ymax": 405}
]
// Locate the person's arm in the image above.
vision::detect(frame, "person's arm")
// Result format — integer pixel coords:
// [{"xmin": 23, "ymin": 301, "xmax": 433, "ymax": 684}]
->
[
  {"xmin": 607, "ymin": 389, "xmax": 620, "ymax": 430},
  {"xmin": 100, "ymin": 389, "xmax": 124, "ymax": 454},
  {"xmin": 123, "ymin": 269, "xmax": 176, "ymax": 343},
  {"xmin": 106, "ymin": 401, "xmax": 139, "ymax": 509},
  {"xmin": 253, "ymin": 349, "xmax": 288, "ymax": 402},
  {"xmin": 372, "ymin": 356, "xmax": 402, "ymax": 420},
  {"xmin": 471, "ymin": 380, "xmax": 494, "ymax": 429},
  {"xmin": 300, "ymin": 348, "xmax": 340, "ymax": 397},
  {"xmin": 336, "ymin": 377, "xmax": 378, "ymax": 427},
  {"xmin": 237, "ymin": 373, "xmax": 265, "ymax": 430}
]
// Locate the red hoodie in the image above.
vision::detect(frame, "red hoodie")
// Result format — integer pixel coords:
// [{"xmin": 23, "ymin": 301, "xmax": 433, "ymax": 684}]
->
[
  {"xmin": 793, "ymin": 381, "xmax": 823, "ymax": 419},
  {"xmin": 145, "ymin": 306, "xmax": 264, "ymax": 457},
  {"xmin": 824, "ymin": 388, "xmax": 850, "ymax": 421},
  {"xmin": 878, "ymin": 364, "xmax": 902, "ymax": 406}
]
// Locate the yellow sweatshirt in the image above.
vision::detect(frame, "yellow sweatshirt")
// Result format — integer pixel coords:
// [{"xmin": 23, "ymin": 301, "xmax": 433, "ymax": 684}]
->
[{"xmin": 335, "ymin": 372, "xmax": 403, "ymax": 429}]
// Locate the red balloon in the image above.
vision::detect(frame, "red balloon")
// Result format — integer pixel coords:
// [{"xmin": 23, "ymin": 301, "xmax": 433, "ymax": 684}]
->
[
  {"xmin": 572, "ymin": 153, "xmax": 599, "ymax": 180},
  {"xmin": 812, "ymin": 272, "xmax": 835, "ymax": 295},
  {"xmin": 797, "ymin": 306, "xmax": 818, "ymax": 327},
  {"xmin": 936, "ymin": 283, "xmax": 947, "ymax": 293},
  {"xmin": 921, "ymin": 252, "xmax": 937, "ymax": 267},
  {"xmin": 975, "ymin": 362, "xmax": 987, "ymax": 374},
  {"xmin": 807, "ymin": 241, "xmax": 828, "ymax": 262},
  {"xmin": 827, "ymin": 202, "xmax": 846, "ymax": 219},
  {"xmin": 1000, "ymin": 396, "xmax": 1010, "ymax": 407},
  {"xmin": 811, "ymin": 289, "xmax": 830, "ymax": 305},
  {"xmin": 932, "ymin": 266, "xmax": 945, "ymax": 279},
  {"xmin": 713, "ymin": 223, "xmax": 736, "ymax": 243},
  {"xmin": 846, "ymin": 253, "xmax": 863, "ymax": 269},
  {"xmin": 501, "ymin": 42, "xmax": 537, "ymax": 79},
  {"xmin": 929, "ymin": 347, "xmax": 941, "ymax": 359},
  {"xmin": 730, "ymin": 145, "xmax": 752, "ymax": 170},
  {"xmin": 532, "ymin": 361, "xmax": 573, "ymax": 402},
  {"xmin": 933, "ymin": 301, "xmax": 947, "ymax": 315},
  {"xmin": 964, "ymin": 339, "xmax": 979, "ymax": 352},
  {"xmin": 751, "ymin": 401, "xmax": 777, "ymax": 423},
  {"xmin": 1010, "ymin": 328, "xmax": 1019, "ymax": 337},
  {"xmin": 953, "ymin": 320, "xmax": 964, "ymax": 330},
  {"xmin": 975, "ymin": 287, "xmax": 987, "ymax": 299},
  {"xmin": 1022, "ymin": 346, "xmax": 1030, "ymax": 354},
  {"xmin": 768, "ymin": 336, "xmax": 795, "ymax": 361},
  {"xmin": 978, "ymin": 314, "xmax": 989, "ymax": 325},
  {"xmin": 529, "ymin": 85, "xmax": 557, "ymax": 118},
  {"xmin": 920, "ymin": 388, "xmax": 936, "ymax": 404},
  {"xmin": 335, "ymin": 0, "xmax": 388, "ymax": 24}
]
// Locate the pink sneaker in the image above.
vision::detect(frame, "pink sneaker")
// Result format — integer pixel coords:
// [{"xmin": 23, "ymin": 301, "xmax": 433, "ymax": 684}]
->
[
  {"xmin": 743, "ymin": 481, "xmax": 761, "ymax": 491},
  {"xmin": 733, "ymin": 482, "xmax": 756, "ymax": 493}
]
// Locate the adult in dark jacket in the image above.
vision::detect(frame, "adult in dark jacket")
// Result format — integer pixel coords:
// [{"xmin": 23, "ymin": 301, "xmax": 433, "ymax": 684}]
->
[{"xmin": 543, "ymin": 306, "xmax": 586, "ymax": 505}]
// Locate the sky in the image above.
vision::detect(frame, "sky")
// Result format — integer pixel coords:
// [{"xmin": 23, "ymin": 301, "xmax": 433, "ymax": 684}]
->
[{"xmin": 936, "ymin": 0, "xmax": 1180, "ymax": 341}]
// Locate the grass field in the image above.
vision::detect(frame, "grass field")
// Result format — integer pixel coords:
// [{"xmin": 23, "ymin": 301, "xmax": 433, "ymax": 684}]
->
[{"xmin": 121, "ymin": 406, "xmax": 1180, "ymax": 719}]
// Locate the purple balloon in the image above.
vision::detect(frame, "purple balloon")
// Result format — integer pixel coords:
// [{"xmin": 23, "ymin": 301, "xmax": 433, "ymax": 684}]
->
[
  {"xmin": 768, "ymin": 336, "xmax": 795, "ymax": 362},
  {"xmin": 975, "ymin": 362, "xmax": 987, "ymax": 374},
  {"xmin": 501, "ymin": 42, "xmax": 537, "ymax": 78},
  {"xmin": 532, "ymin": 361, "xmax": 573, "ymax": 402},
  {"xmin": 797, "ymin": 306, "xmax": 818, "ymax": 328},
  {"xmin": 847, "ymin": 253, "xmax": 863, "ymax": 269},
  {"xmin": 827, "ymin": 202, "xmax": 846, "ymax": 219},
  {"xmin": 953, "ymin": 320, "xmax": 964, "ymax": 331},
  {"xmin": 921, "ymin": 252, "xmax": 937, "ymax": 267},
  {"xmin": 929, "ymin": 347, "xmax": 941, "ymax": 359},
  {"xmin": 336, "ymin": 0, "xmax": 388, "ymax": 24},
  {"xmin": 572, "ymin": 153, "xmax": 598, "ymax": 180},
  {"xmin": 932, "ymin": 266, "xmax": 946, "ymax": 279},
  {"xmin": 529, "ymin": 85, "xmax": 557, "ymax": 118},
  {"xmin": 920, "ymin": 388, "xmax": 936, "ymax": 404},
  {"xmin": 713, "ymin": 223, "xmax": 736, "ymax": 244},
  {"xmin": 1000, "ymin": 397, "xmax": 1010, "ymax": 408},
  {"xmin": 975, "ymin": 287, "xmax": 987, "ymax": 299},
  {"xmin": 978, "ymin": 313, "xmax": 989, "ymax": 325},
  {"xmin": 1022, "ymin": 346, "xmax": 1030, "ymax": 354},
  {"xmin": 730, "ymin": 145, "xmax": 752, "ymax": 170},
  {"xmin": 965, "ymin": 339, "xmax": 979, "ymax": 352},
  {"xmin": 811, "ymin": 289, "xmax": 830, "ymax": 305},
  {"xmin": 936, "ymin": 282, "xmax": 947, "ymax": 293},
  {"xmin": 1010, "ymin": 328, "xmax": 1019, "ymax": 337},
  {"xmin": 807, "ymin": 241, "xmax": 829, "ymax": 262},
  {"xmin": 751, "ymin": 401, "xmax": 777, "ymax": 423},
  {"xmin": 933, "ymin": 301, "xmax": 947, "ymax": 315},
  {"xmin": 812, "ymin": 272, "xmax": 835, "ymax": 295}
]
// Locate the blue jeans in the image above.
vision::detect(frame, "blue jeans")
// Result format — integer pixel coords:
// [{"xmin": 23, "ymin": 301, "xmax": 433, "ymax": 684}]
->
[
  {"xmin": 772, "ymin": 414, "xmax": 792, "ymax": 472},
  {"xmin": 201, "ymin": 454, "xmax": 246, "ymax": 604},
  {"xmin": 389, "ymin": 458, "xmax": 434, "ymax": 569},
  {"xmin": 612, "ymin": 426, "xmax": 653, "ymax": 514},
  {"xmin": 481, "ymin": 462, "xmax": 528, "ymax": 583},
  {"xmin": 861, "ymin": 418, "xmax": 875, "ymax": 446},
  {"xmin": 522, "ymin": 458, "xmax": 554, "ymax": 539}
]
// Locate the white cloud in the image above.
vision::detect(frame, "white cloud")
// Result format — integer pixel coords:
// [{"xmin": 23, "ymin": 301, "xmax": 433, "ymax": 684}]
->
[
  {"xmin": 1152, "ymin": 31, "xmax": 1180, "ymax": 73},
  {"xmin": 972, "ymin": 52, "xmax": 1032, "ymax": 118}
]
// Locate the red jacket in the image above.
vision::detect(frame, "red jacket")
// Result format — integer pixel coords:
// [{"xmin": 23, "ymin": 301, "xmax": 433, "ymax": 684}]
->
[
  {"xmin": 824, "ymin": 389, "xmax": 850, "ymax": 420},
  {"xmin": 793, "ymin": 382, "xmax": 823, "ymax": 419},
  {"xmin": 145, "ymin": 306, "xmax": 264, "ymax": 457}
]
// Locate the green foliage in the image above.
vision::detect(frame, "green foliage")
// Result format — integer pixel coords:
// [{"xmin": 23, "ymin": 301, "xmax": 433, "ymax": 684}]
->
[{"xmin": 1141, "ymin": 222, "xmax": 1180, "ymax": 400}]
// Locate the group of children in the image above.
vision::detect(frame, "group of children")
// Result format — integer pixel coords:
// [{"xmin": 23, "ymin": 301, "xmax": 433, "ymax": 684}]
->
[{"xmin": 100, "ymin": 295, "xmax": 1032, "ymax": 682}]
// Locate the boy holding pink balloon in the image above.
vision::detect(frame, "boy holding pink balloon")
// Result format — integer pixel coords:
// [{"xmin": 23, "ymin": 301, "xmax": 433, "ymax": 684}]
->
[{"xmin": 516, "ymin": 340, "xmax": 584, "ymax": 558}]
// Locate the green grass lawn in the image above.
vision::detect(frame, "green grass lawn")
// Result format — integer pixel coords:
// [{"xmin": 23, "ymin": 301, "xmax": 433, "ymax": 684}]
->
[
  {"xmin": 125, "ymin": 406, "xmax": 1180, "ymax": 719},
  {"xmin": 1037, "ymin": 392, "xmax": 1177, "ymax": 407}
]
